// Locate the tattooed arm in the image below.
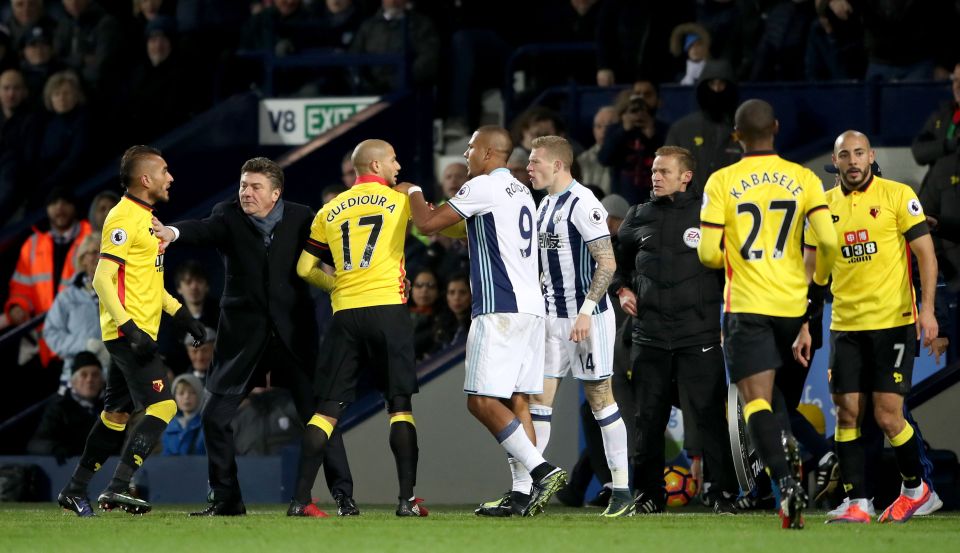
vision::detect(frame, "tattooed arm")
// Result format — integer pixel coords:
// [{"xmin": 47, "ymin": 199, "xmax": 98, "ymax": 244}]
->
[{"xmin": 570, "ymin": 237, "xmax": 616, "ymax": 343}]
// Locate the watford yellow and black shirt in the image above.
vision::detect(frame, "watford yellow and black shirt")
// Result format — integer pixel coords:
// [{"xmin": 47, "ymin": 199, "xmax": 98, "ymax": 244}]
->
[
  {"xmin": 305, "ymin": 175, "xmax": 410, "ymax": 313},
  {"xmin": 806, "ymin": 175, "xmax": 929, "ymax": 331},
  {"xmin": 701, "ymin": 152, "xmax": 830, "ymax": 317},
  {"xmin": 99, "ymin": 194, "xmax": 167, "ymax": 340}
]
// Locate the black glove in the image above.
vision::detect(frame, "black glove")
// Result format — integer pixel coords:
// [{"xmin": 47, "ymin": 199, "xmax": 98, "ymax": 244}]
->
[
  {"xmin": 118, "ymin": 319, "xmax": 158, "ymax": 362},
  {"xmin": 173, "ymin": 306, "xmax": 206, "ymax": 347},
  {"xmin": 806, "ymin": 281, "xmax": 828, "ymax": 322}
]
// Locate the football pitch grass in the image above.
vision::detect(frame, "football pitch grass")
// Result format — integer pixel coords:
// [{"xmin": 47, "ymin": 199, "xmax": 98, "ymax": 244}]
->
[{"xmin": 1, "ymin": 503, "xmax": 957, "ymax": 553}]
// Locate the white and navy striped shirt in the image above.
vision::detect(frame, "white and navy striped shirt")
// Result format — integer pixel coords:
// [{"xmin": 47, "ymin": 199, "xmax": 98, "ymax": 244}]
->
[
  {"xmin": 447, "ymin": 168, "xmax": 545, "ymax": 318},
  {"xmin": 536, "ymin": 180, "xmax": 610, "ymax": 318}
]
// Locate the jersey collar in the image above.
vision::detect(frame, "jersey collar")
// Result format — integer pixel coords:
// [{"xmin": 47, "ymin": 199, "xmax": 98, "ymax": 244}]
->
[
  {"xmin": 123, "ymin": 192, "xmax": 154, "ymax": 211},
  {"xmin": 489, "ymin": 167, "xmax": 510, "ymax": 176},
  {"xmin": 354, "ymin": 174, "xmax": 389, "ymax": 186},
  {"xmin": 742, "ymin": 150, "xmax": 777, "ymax": 157},
  {"xmin": 841, "ymin": 173, "xmax": 874, "ymax": 196},
  {"xmin": 549, "ymin": 179, "xmax": 578, "ymax": 197}
]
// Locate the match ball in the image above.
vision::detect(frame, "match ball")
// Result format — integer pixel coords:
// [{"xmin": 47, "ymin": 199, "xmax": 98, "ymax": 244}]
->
[{"xmin": 663, "ymin": 465, "xmax": 699, "ymax": 507}]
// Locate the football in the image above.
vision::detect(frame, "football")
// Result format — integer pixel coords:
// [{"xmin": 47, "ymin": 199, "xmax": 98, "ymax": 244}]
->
[{"xmin": 663, "ymin": 465, "xmax": 699, "ymax": 507}]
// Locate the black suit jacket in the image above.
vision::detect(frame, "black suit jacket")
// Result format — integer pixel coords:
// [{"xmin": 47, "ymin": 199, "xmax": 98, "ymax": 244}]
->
[{"xmin": 173, "ymin": 199, "xmax": 318, "ymax": 395}]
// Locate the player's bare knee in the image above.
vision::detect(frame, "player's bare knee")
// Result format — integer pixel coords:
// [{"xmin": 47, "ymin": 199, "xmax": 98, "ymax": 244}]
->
[
  {"xmin": 872, "ymin": 404, "xmax": 904, "ymax": 437},
  {"xmin": 583, "ymin": 379, "xmax": 615, "ymax": 410}
]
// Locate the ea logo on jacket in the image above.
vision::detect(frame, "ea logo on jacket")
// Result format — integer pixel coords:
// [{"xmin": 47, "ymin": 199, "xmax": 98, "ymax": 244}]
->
[{"xmin": 683, "ymin": 227, "xmax": 701, "ymax": 248}]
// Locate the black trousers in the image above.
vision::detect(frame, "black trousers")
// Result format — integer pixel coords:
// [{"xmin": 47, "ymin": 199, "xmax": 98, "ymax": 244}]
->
[
  {"xmin": 203, "ymin": 335, "xmax": 353, "ymax": 502},
  {"xmin": 631, "ymin": 342, "xmax": 738, "ymax": 495}
]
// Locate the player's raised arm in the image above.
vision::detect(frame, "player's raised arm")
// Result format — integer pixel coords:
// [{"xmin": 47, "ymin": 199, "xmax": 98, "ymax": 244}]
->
[{"xmin": 395, "ymin": 182, "xmax": 464, "ymax": 234}]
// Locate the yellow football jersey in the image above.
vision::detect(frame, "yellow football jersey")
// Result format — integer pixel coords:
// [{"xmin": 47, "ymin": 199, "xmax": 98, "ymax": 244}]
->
[
  {"xmin": 98, "ymin": 194, "xmax": 168, "ymax": 340},
  {"xmin": 306, "ymin": 177, "xmax": 410, "ymax": 312},
  {"xmin": 700, "ymin": 152, "xmax": 829, "ymax": 317},
  {"xmin": 811, "ymin": 175, "xmax": 928, "ymax": 331}
]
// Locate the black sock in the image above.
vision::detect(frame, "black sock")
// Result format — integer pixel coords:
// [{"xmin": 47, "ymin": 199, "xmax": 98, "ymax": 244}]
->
[
  {"xmin": 109, "ymin": 415, "xmax": 167, "ymax": 492},
  {"xmin": 294, "ymin": 425, "xmax": 329, "ymax": 503},
  {"xmin": 66, "ymin": 419, "xmax": 126, "ymax": 494},
  {"xmin": 891, "ymin": 429, "xmax": 923, "ymax": 489},
  {"xmin": 746, "ymin": 410, "xmax": 790, "ymax": 482},
  {"xmin": 389, "ymin": 418, "xmax": 418, "ymax": 500},
  {"xmin": 530, "ymin": 462, "xmax": 556, "ymax": 483},
  {"xmin": 835, "ymin": 436, "xmax": 867, "ymax": 498}
]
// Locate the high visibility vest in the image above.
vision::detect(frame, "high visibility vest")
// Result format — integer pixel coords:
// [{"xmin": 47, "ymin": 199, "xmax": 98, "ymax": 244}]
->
[{"xmin": 5, "ymin": 220, "xmax": 92, "ymax": 366}]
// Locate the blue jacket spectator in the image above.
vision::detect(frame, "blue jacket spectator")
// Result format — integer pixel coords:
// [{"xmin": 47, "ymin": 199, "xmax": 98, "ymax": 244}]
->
[
  {"xmin": 42, "ymin": 232, "xmax": 107, "ymax": 386},
  {"xmin": 162, "ymin": 373, "xmax": 206, "ymax": 455}
]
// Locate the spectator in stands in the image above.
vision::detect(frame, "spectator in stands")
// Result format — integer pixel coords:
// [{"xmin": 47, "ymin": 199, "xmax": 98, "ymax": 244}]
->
[
  {"xmin": 595, "ymin": 0, "xmax": 691, "ymax": 85},
  {"xmin": 664, "ymin": 60, "xmax": 741, "ymax": 195},
  {"xmin": 408, "ymin": 268, "xmax": 441, "ymax": 360},
  {"xmin": 157, "ymin": 260, "xmax": 218, "ymax": 374},
  {"xmin": 601, "ymin": 194, "xmax": 629, "ymax": 238},
  {"xmin": 162, "ymin": 373, "xmax": 206, "ymax": 455},
  {"xmin": 5, "ymin": 187, "xmax": 91, "ymax": 367},
  {"xmin": 43, "ymin": 232, "xmax": 108, "ymax": 386},
  {"xmin": 438, "ymin": 160, "xmax": 467, "ymax": 200},
  {"xmin": 749, "ymin": 0, "xmax": 815, "ymax": 81},
  {"xmin": 695, "ymin": 0, "xmax": 754, "ymax": 78},
  {"xmin": 19, "ymin": 23, "xmax": 65, "ymax": 110},
  {"xmin": 432, "ymin": 273, "xmax": 470, "ymax": 352},
  {"xmin": 321, "ymin": 183, "xmax": 347, "ymax": 204},
  {"xmin": 340, "ymin": 150, "xmax": 354, "ymax": 187},
  {"xmin": 86, "ymin": 189, "xmax": 118, "ymax": 232},
  {"xmin": 804, "ymin": 0, "xmax": 867, "ymax": 81},
  {"xmin": 27, "ymin": 350, "xmax": 106, "ymax": 462},
  {"xmin": 232, "ymin": 386, "xmax": 303, "ymax": 455},
  {"xmin": 0, "ymin": 67, "xmax": 41, "ymax": 222},
  {"xmin": 33, "ymin": 70, "xmax": 89, "ymax": 206},
  {"xmin": 349, "ymin": 0, "xmax": 439, "ymax": 93},
  {"xmin": 510, "ymin": 106, "xmax": 570, "ymax": 156},
  {"xmin": 53, "ymin": 0, "xmax": 124, "ymax": 94},
  {"xmin": 577, "ymin": 105, "xmax": 617, "ymax": 193},
  {"xmin": 122, "ymin": 15, "xmax": 190, "ymax": 144},
  {"xmin": 5, "ymin": 0, "xmax": 58, "ymax": 48},
  {"xmin": 239, "ymin": 0, "xmax": 317, "ymax": 56},
  {"xmin": 823, "ymin": 0, "xmax": 958, "ymax": 81},
  {"xmin": 183, "ymin": 326, "xmax": 216, "ymax": 383},
  {"xmin": 598, "ymin": 91, "xmax": 665, "ymax": 206},
  {"xmin": 913, "ymin": 63, "xmax": 960, "ymax": 188},
  {"xmin": 669, "ymin": 22, "xmax": 711, "ymax": 85},
  {"xmin": 311, "ymin": 0, "xmax": 363, "ymax": 50}
]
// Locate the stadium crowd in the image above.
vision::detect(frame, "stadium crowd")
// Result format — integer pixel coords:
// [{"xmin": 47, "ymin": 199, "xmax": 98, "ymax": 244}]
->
[{"xmin": 0, "ymin": 0, "xmax": 958, "ymax": 522}]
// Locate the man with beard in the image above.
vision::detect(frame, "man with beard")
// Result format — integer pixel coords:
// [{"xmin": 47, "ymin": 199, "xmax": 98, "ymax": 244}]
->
[{"xmin": 664, "ymin": 60, "xmax": 741, "ymax": 195}]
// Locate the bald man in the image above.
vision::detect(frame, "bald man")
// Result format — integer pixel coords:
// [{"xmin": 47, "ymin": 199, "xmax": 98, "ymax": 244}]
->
[
  {"xmin": 395, "ymin": 126, "xmax": 567, "ymax": 517},
  {"xmin": 794, "ymin": 131, "xmax": 938, "ymax": 524},
  {"xmin": 293, "ymin": 139, "xmax": 427, "ymax": 517},
  {"xmin": 698, "ymin": 99, "xmax": 838, "ymax": 529}
]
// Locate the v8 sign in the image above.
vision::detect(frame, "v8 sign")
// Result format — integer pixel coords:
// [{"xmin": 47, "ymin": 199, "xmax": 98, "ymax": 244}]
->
[{"xmin": 258, "ymin": 97, "xmax": 379, "ymax": 145}]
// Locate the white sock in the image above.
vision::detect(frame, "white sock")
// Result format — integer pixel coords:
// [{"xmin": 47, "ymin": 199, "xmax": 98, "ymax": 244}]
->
[
  {"xmin": 529, "ymin": 404, "xmax": 552, "ymax": 454},
  {"xmin": 902, "ymin": 481, "xmax": 925, "ymax": 499},
  {"xmin": 507, "ymin": 455, "xmax": 532, "ymax": 494},
  {"xmin": 496, "ymin": 418, "xmax": 547, "ymax": 472},
  {"xmin": 593, "ymin": 403, "xmax": 629, "ymax": 491}
]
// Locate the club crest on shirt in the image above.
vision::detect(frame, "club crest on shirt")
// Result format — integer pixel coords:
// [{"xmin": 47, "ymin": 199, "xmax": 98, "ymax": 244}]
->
[
  {"xmin": 683, "ymin": 227, "xmax": 701, "ymax": 248},
  {"xmin": 553, "ymin": 211, "xmax": 564, "ymax": 225},
  {"xmin": 907, "ymin": 198, "xmax": 922, "ymax": 216},
  {"xmin": 110, "ymin": 228, "xmax": 127, "ymax": 245},
  {"xmin": 152, "ymin": 379, "xmax": 164, "ymax": 393},
  {"xmin": 869, "ymin": 206, "xmax": 881, "ymax": 218}
]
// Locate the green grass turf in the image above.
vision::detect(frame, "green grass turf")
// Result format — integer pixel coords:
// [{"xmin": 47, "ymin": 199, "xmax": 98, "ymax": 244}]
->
[{"xmin": 1, "ymin": 503, "xmax": 957, "ymax": 553}]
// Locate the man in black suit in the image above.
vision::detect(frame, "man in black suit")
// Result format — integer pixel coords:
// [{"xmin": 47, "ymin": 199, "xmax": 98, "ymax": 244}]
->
[{"xmin": 153, "ymin": 157, "xmax": 356, "ymax": 516}]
